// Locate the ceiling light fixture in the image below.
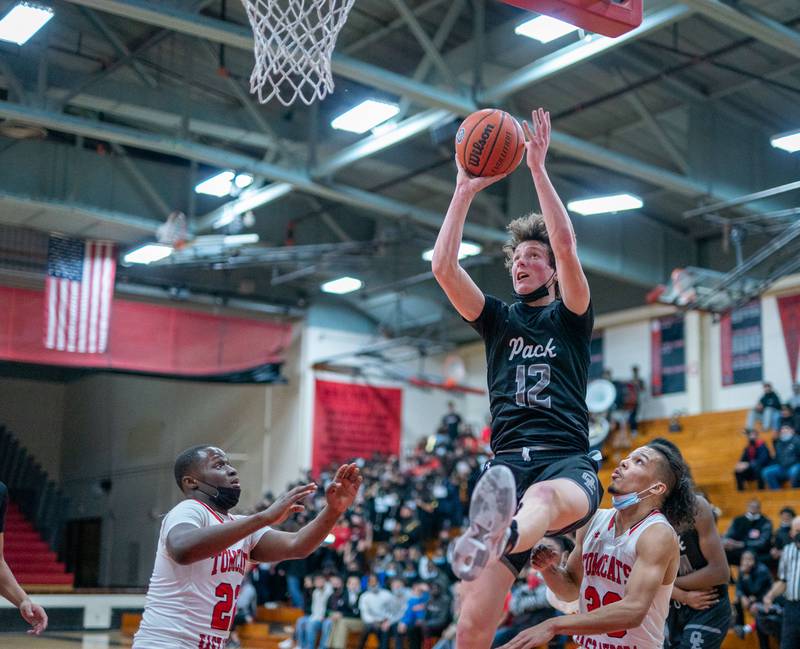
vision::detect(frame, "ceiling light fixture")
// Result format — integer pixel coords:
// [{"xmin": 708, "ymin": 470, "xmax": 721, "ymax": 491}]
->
[
  {"xmin": 514, "ymin": 15, "xmax": 578, "ymax": 44},
  {"xmin": 195, "ymin": 171, "xmax": 236, "ymax": 197},
  {"xmin": 321, "ymin": 276, "xmax": 363, "ymax": 294},
  {"xmin": 422, "ymin": 241, "xmax": 482, "ymax": 261},
  {"xmin": 331, "ymin": 100, "xmax": 400, "ymax": 134},
  {"xmin": 567, "ymin": 193, "xmax": 643, "ymax": 215},
  {"xmin": 0, "ymin": 3, "xmax": 54, "ymax": 45},
  {"xmin": 771, "ymin": 129, "xmax": 800, "ymax": 153},
  {"xmin": 123, "ymin": 244, "xmax": 173, "ymax": 265}
]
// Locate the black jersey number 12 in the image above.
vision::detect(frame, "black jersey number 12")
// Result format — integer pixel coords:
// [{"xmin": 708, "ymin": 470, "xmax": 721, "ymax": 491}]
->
[{"xmin": 515, "ymin": 364, "xmax": 551, "ymax": 408}]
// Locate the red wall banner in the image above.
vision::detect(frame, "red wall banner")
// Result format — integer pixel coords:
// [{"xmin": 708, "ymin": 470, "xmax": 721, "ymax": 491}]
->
[
  {"xmin": 312, "ymin": 379, "xmax": 402, "ymax": 476},
  {"xmin": 778, "ymin": 294, "xmax": 800, "ymax": 383},
  {"xmin": 0, "ymin": 285, "xmax": 291, "ymax": 377}
]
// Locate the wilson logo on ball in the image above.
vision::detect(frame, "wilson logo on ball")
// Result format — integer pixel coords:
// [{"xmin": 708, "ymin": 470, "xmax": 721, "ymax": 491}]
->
[{"xmin": 468, "ymin": 123, "xmax": 495, "ymax": 167}]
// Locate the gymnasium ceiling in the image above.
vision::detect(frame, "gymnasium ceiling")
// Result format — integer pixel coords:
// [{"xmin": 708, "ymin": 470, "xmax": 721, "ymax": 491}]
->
[{"xmin": 1, "ymin": 0, "xmax": 800, "ymax": 343}]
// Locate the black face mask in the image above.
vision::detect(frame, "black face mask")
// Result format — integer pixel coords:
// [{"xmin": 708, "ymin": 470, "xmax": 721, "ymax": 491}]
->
[
  {"xmin": 513, "ymin": 270, "xmax": 556, "ymax": 304},
  {"xmin": 197, "ymin": 480, "xmax": 241, "ymax": 511}
]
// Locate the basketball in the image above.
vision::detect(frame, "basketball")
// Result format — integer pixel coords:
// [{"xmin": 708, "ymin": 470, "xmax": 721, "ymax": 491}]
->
[{"xmin": 455, "ymin": 109, "xmax": 525, "ymax": 177}]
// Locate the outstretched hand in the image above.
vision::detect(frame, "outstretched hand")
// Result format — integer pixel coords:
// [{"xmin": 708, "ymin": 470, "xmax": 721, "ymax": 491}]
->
[
  {"xmin": 19, "ymin": 598, "xmax": 48, "ymax": 635},
  {"xmin": 454, "ymin": 156, "xmax": 510, "ymax": 196},
  {"xmin": 522, "ymin": 107, "xmax": 551, "ymax": 172},
  {"xmin": 498, "ymin": 620, "xmax": 555, "ymax": 649},
  {"xmin": 261, "ymin": 483, "xmax": 317, "ymax": 526},
  {"xmin": 326, "ymin": 463, "xmax": 363, "ymax": 514}
]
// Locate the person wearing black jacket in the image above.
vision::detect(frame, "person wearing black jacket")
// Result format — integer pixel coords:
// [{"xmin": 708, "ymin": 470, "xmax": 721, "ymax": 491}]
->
[
  {"xmin": 407, "ymin": 581, "xmax": 452, "ymax": 649},
  {"xmin": 734, "ymin": 429, "xmax": 771, "ymax": 490},
  {"xmin": 722, "ymin": 499, "xmax": 773, "ymax": 565},
  {"xmin": 734, "ymin": 550, "xmax": 773, "ymax": 633},
  {"xmin": 746, "ymin": 383, "xmax": 782, "ymax": 433},
  {"xmin": 326, "ymin": 575, "xmax": 363, "ymax": 649}
]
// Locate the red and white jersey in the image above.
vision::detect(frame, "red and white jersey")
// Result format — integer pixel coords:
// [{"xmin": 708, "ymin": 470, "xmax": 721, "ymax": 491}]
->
[
  {"xmin": 574, "ymin": 508, "xmax": 675, "ymax": 649},
  {"xmin": 133, "ymin": 499, "xmax": 270, "ymax": 649}
]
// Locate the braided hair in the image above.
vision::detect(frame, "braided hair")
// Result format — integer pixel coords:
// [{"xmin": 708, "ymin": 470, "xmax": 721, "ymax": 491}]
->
[{"xmin": 646, "ymin": 437, "xmax": 697, "ymax": 532}]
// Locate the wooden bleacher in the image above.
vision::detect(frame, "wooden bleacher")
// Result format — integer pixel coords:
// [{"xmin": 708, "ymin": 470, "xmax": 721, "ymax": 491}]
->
[{"xmin": 601, "ymin": 408, "xmax": 797, "ymax": 649}]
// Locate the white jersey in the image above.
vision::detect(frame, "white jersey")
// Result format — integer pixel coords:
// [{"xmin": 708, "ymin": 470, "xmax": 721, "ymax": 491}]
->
[
  {"xmin": 574, "ymin": 508, "xmax": 675, "ymax": 649},
  {"xmin": 133, "ymin": 499, "xmax": 270, "ymax": 649}
]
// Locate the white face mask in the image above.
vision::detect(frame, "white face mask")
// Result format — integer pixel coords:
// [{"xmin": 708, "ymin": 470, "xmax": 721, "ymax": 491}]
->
[{"xmin": 610, "ymin": 484, "xmax": 660, "ymax": 511}]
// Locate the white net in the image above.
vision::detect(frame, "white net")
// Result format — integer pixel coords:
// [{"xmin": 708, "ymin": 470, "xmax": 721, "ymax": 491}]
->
[
  {"xmin": 241, "ymin": 0, "xmax": 356, "ymax": 106},
  {"xmin": 156, "ymin": 211, "xmax": 189, "ymax": 248}
]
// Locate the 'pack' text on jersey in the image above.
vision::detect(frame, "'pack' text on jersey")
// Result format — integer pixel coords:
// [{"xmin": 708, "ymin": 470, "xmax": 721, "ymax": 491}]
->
[{"xmin": 508, "ymin": 336, "xmax": 557, "ymax": 360}]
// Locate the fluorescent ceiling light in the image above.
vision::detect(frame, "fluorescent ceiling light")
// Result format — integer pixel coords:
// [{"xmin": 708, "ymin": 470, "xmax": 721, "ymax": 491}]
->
[
  {"xmin": 0, "ymin": 3, "xmax": 54, "ymax": 45},
  {"xmin": 223, "ymin": 233, "xmax": 259, "ymax": 246},
  {"xmin": 567, "ymin": 193, "xmax": 643, "ymax": 215},
  {"xmin": 331, "ymin": 100, "xmax": 400, "ymax": 134},
  {"xmin": 123, "ymin": 243, "xmax": 173, "ymax": 265},
  {"xmin": 422, "ymin": 241, "xmax": 482, "ymax": 262},
  {"xmin": 321, "ymin": 276, "xmax": 363, "ymax": 294},
  {"xmin": 771, "ymin": 130, "xmax": 800, "ymax": 153},
  {"xmin": 195, "ymin": 171, "xmax": 235, "ymax": 197},
  {"xmin": 515, "ymin": 15, "xmax": 578, "ymax": 43},
  {"xmin": 234, "ymin": 173, "xmax": 254, "ymax": 189}
]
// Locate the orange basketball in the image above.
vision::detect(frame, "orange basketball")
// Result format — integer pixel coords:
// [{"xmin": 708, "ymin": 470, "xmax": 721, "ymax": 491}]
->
[{"xmin": 455, "ymin": 109, "xmax": 525, "ymax": 177}]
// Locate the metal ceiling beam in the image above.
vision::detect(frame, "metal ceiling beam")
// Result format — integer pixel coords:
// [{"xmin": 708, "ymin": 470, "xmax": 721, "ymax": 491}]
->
[
  {"xmin": 683, "ymin": 0, "xmax": 800, "ymax": 60},
  {"xmin": 110, "ymin": 142, "xmax": 172, "ymax": 216},
  {"xmin": 343, "ymin": 0, "xmax": 448, "ymax": 55},
  {"xmin": 60, "ymin": 0, "xmax": 712, "ymax": 200},
  {"xmin": 0, "ymin": 190, "xmax": 160, "ymax": 234},
  {"xmin": 0, "ymin": 100, "xmax": 664, "ymax": 287},
  {"xmin": 480, "ymin": 3, "xmax": 693, "ymax": 102}
]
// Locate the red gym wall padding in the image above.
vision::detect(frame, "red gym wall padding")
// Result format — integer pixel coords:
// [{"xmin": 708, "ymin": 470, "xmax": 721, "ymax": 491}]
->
[{"xmin": 0, "ymin": 285, "xmax": 292, "ymax": 377}]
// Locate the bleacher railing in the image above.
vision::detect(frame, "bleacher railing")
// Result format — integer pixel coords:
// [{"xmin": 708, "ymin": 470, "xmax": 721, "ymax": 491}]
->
[{"xmin": 0, "ymin": 425, "xmax": 69, "ymax": 553}]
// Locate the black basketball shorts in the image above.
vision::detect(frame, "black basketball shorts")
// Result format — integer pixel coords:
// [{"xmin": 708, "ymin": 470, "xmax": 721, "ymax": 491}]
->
[{"xmin": 482, "ymin": 448, "xmax": 603, "ymax": 576}]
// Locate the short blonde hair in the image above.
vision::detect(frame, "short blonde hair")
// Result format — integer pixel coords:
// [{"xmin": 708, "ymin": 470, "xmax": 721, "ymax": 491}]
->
[{"xmin": 502, "ymin": 213, "xmax": 554, "ymax": 270}]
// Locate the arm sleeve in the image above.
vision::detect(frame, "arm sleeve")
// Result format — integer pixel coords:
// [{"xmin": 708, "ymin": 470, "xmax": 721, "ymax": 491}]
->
[
  {"xmin": 465, "ymin": 294, "xmax": 507, "ymax": 340},
  {"xmin": 556, "ymin": 300, "xmax": 594, "ymax": 339},
  {"xmin": 162, "ymin": 500, "xmax": 209, "ymax": 538},
  {"xmin": 0, "ymin": 483, "xmax": 7, "ymax": 534}
]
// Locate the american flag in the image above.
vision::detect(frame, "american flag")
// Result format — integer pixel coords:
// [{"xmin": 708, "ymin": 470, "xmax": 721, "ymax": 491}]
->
[{"xmin": 44, "ymin": 237, "xmax": 116, "ymax": 353}]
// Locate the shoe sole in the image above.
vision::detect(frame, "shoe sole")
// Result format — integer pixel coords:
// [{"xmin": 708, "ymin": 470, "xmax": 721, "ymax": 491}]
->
[{"xmin": 448, "ymin": 465, "xmax": 516, "ymax": 581}]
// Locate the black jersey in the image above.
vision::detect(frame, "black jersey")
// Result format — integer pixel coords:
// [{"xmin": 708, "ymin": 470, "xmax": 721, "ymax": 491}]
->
[
  {"xmin": 677, "ymin": 526, "xmax": 707, "ymax": 576},
  {"xmin": 0, "ymin": 481, "xmax": 7, "ymax": 533},
  {"xmin": 468, "ymin": 295, "xmax": 593, "ymax": 454}
]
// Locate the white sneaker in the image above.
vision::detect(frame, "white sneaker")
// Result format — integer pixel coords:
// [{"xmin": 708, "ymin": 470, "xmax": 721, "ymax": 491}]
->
[
  {"xmin": 447, "ymin": 465, "xmax": 516, "ymax": 581},
  {"xmin": 278, "ymin": 639, "xmax": 295, "ymax": 649}
]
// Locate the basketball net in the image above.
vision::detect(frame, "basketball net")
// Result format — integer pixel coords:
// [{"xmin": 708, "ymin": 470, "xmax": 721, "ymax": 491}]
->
[{"xmin": 240, "ymin": 0, "xmax": 356, "ymax": 106}]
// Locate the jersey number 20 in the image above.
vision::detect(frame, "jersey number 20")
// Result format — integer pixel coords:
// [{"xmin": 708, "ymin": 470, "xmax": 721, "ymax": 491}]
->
[
  {"xmin": 515, "ymin": 364, "xmax": 551, "ymax": 408},
  {"xmin": 211, "ymin": 582, "xmax": 241, "ymax": 631},
  {"xmin": 584, "ymin": 585, "xmax": 626, "ymax": 638}
]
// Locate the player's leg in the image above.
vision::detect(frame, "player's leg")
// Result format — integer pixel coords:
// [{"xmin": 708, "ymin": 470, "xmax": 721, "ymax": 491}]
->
[
  {"xmin": 456, "ymin": 560, "xmax": 516, "ymax": 649},
  {"xmin": 507, "ymin": 478, "xmax": 590, "ymax": 554}
]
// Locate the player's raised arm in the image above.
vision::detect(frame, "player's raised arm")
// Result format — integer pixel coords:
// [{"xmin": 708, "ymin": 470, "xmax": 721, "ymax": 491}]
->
[
  {"xmin": 250, "ymin": 463, "xmax": 362, "ymax": 562},
  {"xmin": 523, "ymin": 108, "xmax": 590, "ymax": 316},
  {"xmin": 501, "ymin": 524, "xmax": 678, "ymax": 649},
  {"xmin": 431, "ymin": 159, "xmax": 509, "ymax": 321}
]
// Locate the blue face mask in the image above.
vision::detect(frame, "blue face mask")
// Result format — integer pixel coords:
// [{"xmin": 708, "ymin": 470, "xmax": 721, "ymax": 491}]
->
[{"xmin": 611, "ymin": 485, "xmax": 659, "ymax": 511}]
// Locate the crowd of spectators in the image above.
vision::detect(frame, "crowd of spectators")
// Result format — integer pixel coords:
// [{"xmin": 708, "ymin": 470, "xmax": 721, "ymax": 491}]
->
[
  {"xmin": 229, "ymin": 405, "xmax": 569, "ymax": 649},
  {"xmin": 734, "ymin": 382, "xmax": 800, "ymax": 490}
]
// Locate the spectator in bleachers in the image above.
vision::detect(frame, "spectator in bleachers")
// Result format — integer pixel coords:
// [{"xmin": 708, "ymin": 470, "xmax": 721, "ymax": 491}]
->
[
  {"xmin": 394, "ymin": 580, "xmax": 430, "ymax": 649},
  {"xmin": 761, "ymin": 424, "xmax": 800, "ymax": 489},
  {"xmin": 627, "ymin": 364, "xmax": 646, "ymax": 437},
  {"xmin": 780, "ymin": 404, "xmax": 796, "ymax": 430},
  {"xmin": 325, "ymin": 575, "xmax": 363, "ymax": 649},
  {"xmin": 722, "ymin": 499, "xmax": 773, "ymax": 565},
  {"xmin": 297, "ymin": 574, "xmax": 334, "ymax": 649},
  {"xmin": 407, "ymin": 580, "xmax": 452, "ymax": 649},
  {"xmin": 441, "ymin": 402, "xmax": 462, "ymax": 444},
  {"xmin": 734, "ymin": 428, "xmax": 771, "ymax": 490},
  {"xmin": 733, "ymin": 550, "xmax": 773, "ymax": 637},
  {"xmin": 772, "ymin": 507, "xmax": 797, "ymax": 566},
  {"xmin": 358, "ymin": 574, "xmax": 394, "ymax": 649},
  {"xmin": 789, "ymin": 383, "xmax": 800, "ymax": 431},
  {"xmin": 746, "ymin": 382, "xmax": 782, "ymax": 433}
]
